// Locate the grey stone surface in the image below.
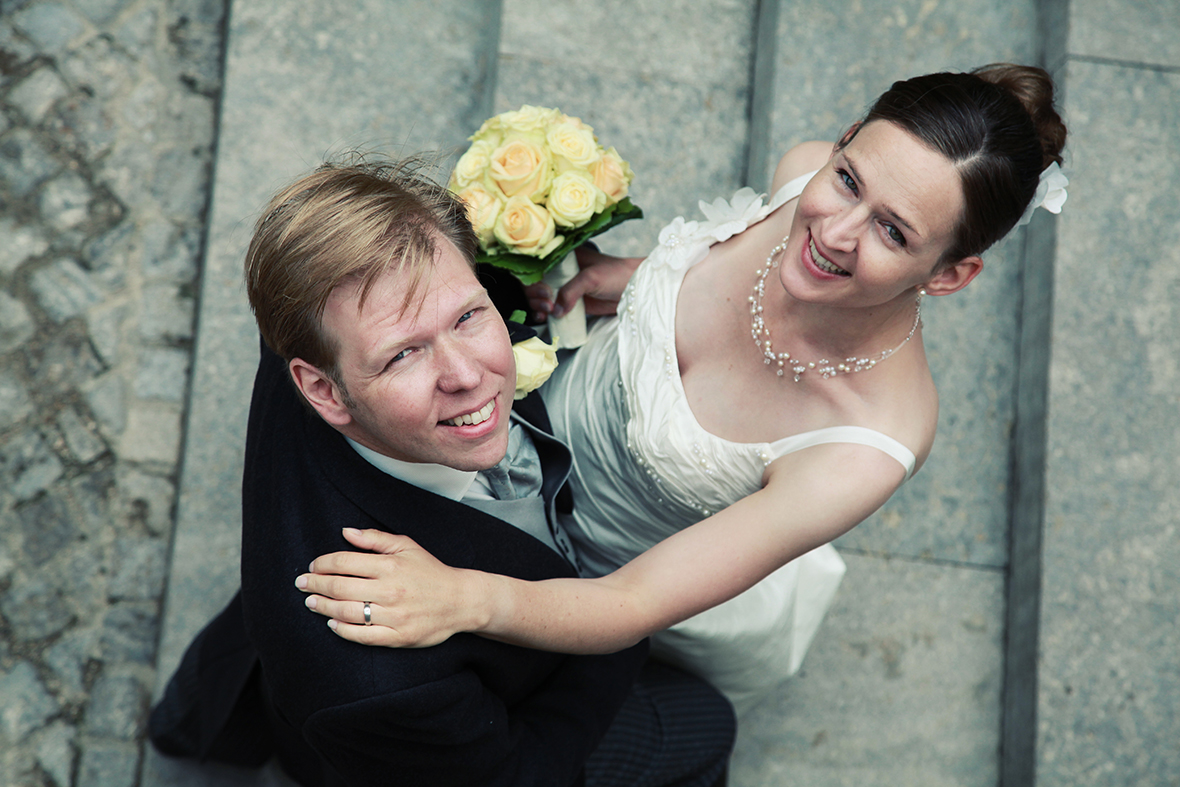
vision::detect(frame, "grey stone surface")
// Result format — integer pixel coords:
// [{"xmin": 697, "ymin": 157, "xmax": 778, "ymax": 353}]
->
[
  {"xmin": 0, "ymin": 218, "xmax": 50, "ymax": 275},
  {"xmin": 30, "ymin": 257, "xmax": 106, "ymax": 322},
  {"xmin": 17, "ymin": 491, "xmax": 79, "ymax": 567},
  {"xmin": 1069, "ymin": 0, "xmax": 1180, "ymax": 68},
  {"xmin": 117, "ymin": 403, "xmax": 182, "ymax": 464},
  {"xmin": 0, "ymin": 289, "xmax": 36, "ymax": 353},
  {"xmin": 1037, "ymin": 59, "xmax": 1180, "ymax": 785},
  {"xmin": 0, "ymin": 661, "xmax": 60, "ymax": 742},
  {"xmin": 496, "ymin": 0, "xmax": 756, "ymax": 258},
  {"xmin": 8, "ymin": 65, "xmax": 70, "ymax": 124},
  {"xmin": 35, "ymin": 720, "xmax": 77, "ymax": 787},
  {"xmin": 40, "ymin": 171, "xmax": 96, "ymax": 231},
  {"xmin": 134, "ymin": 347, "xmax": 191, "ymax": 402},
  {"xmin": 0, "ymin": 375, "xmax": 35, "ymax": 425},
  {"xmin": 56, "ymin": 405, "xmax": 108, "ymax": 463},
  {"xmin": 0, "ymin": 128, "xmax": 61, "ymax": 196},
  {"xmin": 1, "ymin": 0, "xmax": 222, "ymax": 782},
  {"xmin": 77, "ymin": 739, "xmax": 140, "ymax": 787},
  {"xmin": 9, "ymin": 2, "xmax": 88, "ymax": 55},
  {"xmin": 85, "ymin": 672, "xmax": 148, "ymax": 739},
  {"xmin": 732, "ymin": 554, "xmax": 1005, "ymax": 786},
  {"xmin": 1, "ymin": 428, "xmax": 64, "ymax": 501}
]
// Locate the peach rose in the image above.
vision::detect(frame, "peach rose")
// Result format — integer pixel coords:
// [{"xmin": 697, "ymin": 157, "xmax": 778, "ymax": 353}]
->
[
  {"xmin": 547, "ymin": 171, "xmax": 606, "ymax": 228},
  {"xmin": 489, "ymin": 137, "xmax": 553, "ymax": 201},
  {"xmin": 494, "ymin": 195, "xmax": 561, "ymax": 257},
  {"xmin": 589, "ymin": 147, "xmax": 633, "ymax": 205}
]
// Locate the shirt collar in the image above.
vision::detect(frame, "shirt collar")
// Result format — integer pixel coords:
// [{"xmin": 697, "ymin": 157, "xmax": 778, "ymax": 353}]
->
[{"xmin": 345, "ymin": 438, "xmax": 478, "ymax": 501}]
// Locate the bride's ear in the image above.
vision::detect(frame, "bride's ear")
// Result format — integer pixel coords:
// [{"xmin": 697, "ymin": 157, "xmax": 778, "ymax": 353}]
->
[{"xmin": 923, "ymin": 256, "xmax": 983, "ymax": 297}]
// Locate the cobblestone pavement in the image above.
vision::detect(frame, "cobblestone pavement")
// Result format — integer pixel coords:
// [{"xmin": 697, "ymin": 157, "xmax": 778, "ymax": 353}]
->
[{"xmin": 0, "ymin": 1, "xmax": 225, "ymax": 784}]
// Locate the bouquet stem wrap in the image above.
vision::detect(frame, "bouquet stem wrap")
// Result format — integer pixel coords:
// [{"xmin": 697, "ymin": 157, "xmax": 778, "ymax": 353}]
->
[{"xmin": 542, "ymin": 252, "xmax": 587, "ymax": 349}]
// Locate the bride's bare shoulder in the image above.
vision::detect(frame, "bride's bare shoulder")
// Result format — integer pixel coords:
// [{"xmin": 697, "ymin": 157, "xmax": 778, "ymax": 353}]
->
[{"xmin": 771, "ymin": 141, "xmax": 833, "ymax": 190}]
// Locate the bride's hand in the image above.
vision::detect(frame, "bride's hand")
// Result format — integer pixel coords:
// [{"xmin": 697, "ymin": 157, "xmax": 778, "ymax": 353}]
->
[
  {"xmin": 296, "ymin": 528, "xmax": 486, "ymax": 648},
  {"xmin": 524, "ymin": 245, "xmax": 643, "ymax": 320}
]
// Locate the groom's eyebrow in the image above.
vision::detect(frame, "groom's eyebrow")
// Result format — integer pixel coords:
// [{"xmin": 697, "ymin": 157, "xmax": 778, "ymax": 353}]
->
[{"xmin": 844, "ymin": 155, "xmax": 922, "ymax": 239}]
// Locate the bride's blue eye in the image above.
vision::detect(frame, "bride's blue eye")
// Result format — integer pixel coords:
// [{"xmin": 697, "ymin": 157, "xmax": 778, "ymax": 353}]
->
[
  {"xmin": 885, "ymin": 224, "xmax": 905, "ymax": 246},
  {"xmin": 838, "ymin": 169, "xmax": 858, "ymax": 195}
]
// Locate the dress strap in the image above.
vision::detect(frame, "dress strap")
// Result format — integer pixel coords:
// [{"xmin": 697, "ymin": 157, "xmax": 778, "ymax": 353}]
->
[
  {"xmin": 769, "ymin": 426, "xmax": 917, "ymax": 481},
  {"xmin": 766, "ymin": 170, "xmax": 819, "ymax": 212}
]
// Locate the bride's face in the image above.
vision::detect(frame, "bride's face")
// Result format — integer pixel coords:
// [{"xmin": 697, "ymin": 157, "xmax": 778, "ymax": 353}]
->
[{"xmin": 779, "ymin": 120, "xmax": 968, "ymax": 310}]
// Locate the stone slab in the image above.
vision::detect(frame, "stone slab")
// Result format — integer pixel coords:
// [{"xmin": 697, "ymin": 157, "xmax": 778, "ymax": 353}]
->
[
  {"xmin": 1069, "ymin": 0, "xmax": 1180, "ymax": 69},
  {"xmin": 769, "ymin": 0, "xmax": 1039, "ymax": 567},
  {"xmin": 731, "ymin": 553, "xmax": 1005, "ymax": 786},
  {"xmin": 495, "ymin": 0, "xmax": 757, "ymax": 257},
  {"xmin": 1037, "ymin": 59, "xmax": 1180, "ymax": 785}
]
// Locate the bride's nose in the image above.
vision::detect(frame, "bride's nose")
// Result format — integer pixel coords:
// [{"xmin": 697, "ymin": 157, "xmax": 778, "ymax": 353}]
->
[{"xmin": 820, "ymin": 205, "xmax": 865, "ymax": 253}]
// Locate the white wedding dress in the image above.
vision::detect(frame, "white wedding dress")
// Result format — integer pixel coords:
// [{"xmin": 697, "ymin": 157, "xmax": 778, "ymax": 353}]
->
[{"xmin": 541, "ymin": 171, "xmax": 917, "ymax": 714}]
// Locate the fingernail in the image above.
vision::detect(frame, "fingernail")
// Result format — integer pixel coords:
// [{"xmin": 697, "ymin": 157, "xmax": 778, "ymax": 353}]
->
[
  {"xmin": 327, "ymin": 619, "xmax": 337, "ymax": 631},
  {"xmin": 304, "ymin": 596, "xmax": 316, "ymax": 609},
  {"xmin": 308, "ymin": 561, "xmax": 315, "ymax": 572},
  {"xmin": 552, "ymin": 305, "xmax": 566, "ymax": 318},
  {"xmin": 295, "ymin": 575, "xmax": 308, "ymax": 589},
  {"xmin": 343, "ymin": 527, "xmax": 361, "ymax": 537}
]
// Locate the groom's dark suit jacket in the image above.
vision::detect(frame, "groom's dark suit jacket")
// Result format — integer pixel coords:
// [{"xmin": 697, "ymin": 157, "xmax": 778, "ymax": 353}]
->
[{"xmin": 189, "ymin": 336, "xmax": 648, "ymax": 787}]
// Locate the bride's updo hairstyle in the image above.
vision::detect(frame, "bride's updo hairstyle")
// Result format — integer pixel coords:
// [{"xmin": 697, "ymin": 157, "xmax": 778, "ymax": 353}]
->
[{"xmin": 840, "ymin": 63, "xmax": 1067, "ymax": 265}]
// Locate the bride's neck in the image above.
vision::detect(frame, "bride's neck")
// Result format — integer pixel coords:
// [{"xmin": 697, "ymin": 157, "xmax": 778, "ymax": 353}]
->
[{"xmin": 763, "ymin": 288, "xmax": 923, "ymax": 363}]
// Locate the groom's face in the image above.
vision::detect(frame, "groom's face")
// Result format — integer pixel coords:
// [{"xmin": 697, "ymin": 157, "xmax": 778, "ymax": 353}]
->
[{"xmin": 291, "ymin": 239, "xmax": 516, "ymax": 471}]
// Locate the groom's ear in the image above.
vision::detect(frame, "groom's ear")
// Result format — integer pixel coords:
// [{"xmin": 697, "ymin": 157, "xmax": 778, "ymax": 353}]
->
[{"xmin": 289, "ymin": 358, "xmax": 353, "ymax": 427}]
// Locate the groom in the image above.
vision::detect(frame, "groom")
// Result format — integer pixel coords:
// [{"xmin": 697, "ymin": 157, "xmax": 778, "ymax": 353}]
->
[{"xmin": 149, "ymin": 158, "xmax": 734, "ymax": 786}]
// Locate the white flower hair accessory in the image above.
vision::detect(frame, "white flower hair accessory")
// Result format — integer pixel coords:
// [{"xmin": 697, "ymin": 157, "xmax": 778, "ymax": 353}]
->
[{"xmin": 1015, "ymin": 161, "xmax": 1069, "ymax": 228}]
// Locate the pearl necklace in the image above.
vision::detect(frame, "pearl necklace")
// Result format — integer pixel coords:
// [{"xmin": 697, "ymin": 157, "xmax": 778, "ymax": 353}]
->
[{"xmin": 749, "ymin": 235, "xmax": 923, "ymax": 382}]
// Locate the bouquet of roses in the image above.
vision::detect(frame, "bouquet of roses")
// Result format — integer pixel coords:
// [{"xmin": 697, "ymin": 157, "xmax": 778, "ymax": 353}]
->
[{"xmin": 450, "ymin": 105, "xmax": 641, "ymax": 346}]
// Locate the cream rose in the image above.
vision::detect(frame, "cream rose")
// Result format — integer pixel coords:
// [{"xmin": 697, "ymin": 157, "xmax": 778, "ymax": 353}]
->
[
  {"xmin": 494, "ymin": 195, "xmax": 561, "ymax": 257},
  {"xmin": 589, "ymin": 146, "xmax": 633, "ymax": 205},
  {"xmin": 455, "ymin": 183, "xmax": 503, "ymax": 246},
  {"xmin": 512, "ymin": 336, "xmax": 558, "ymax": 399},
  {"xmin": 451, "ymin": 140, "xmax": 496, "ymax": 190},
  {"xmin": 547, "ymin": 123, "xmax": 601, "ymax": 173},
  {"xmin": 499, "ymin": 105, "xmax": 561, "ymax": 134},
  {"xmin": 547, "ymin": 171, "xmax": 606, "ymax": 228},
  {"xmin": 489, "ymin": 137, "xmax": 553, "ymax": 201}
]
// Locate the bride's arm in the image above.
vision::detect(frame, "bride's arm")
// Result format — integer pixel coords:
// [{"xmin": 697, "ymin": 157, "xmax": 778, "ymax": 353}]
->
[{"xmin": 298, "ymin": 441, "xmax": 907, "ymax": 654}]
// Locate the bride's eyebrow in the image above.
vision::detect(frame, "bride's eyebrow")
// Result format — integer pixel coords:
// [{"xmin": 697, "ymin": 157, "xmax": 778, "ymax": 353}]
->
[{"xmin": 842, "ymin": 153, "xmax": 923, "ymax": 240}]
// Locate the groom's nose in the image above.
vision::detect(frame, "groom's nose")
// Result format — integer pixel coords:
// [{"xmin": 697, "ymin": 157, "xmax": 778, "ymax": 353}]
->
[{"xmin": 435, "ymin": 340, "xmax": 483, "ymax": 393}]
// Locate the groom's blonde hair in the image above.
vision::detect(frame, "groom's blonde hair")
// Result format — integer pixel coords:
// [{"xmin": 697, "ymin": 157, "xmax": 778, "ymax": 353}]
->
[{"xmin": 244, "ymin": 155, "xmax": 478, "ymax": 382}]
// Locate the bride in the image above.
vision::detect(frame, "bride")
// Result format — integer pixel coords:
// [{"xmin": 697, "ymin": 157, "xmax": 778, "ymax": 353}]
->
[{"xmin": 295, "ymin": 64, "xmax": 1068, "ymax": 712}]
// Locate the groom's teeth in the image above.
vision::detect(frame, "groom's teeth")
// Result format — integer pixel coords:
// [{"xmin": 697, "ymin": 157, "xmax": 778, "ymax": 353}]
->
[
  {"xmin": 446, "ymin": 400, "xmax": 495, "ymax": 427},
  {"xmin": 810, "ymin": 238, "xmax": 850, "ymax": 276}
]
